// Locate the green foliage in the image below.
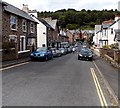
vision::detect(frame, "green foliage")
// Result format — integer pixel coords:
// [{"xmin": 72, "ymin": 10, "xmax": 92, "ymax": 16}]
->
[
  {"xmin": 102, "ymin": 45, "xmax": 110, "ymax": 49},
  {"xmin": 38, "ymin": 9, "xmax": 119, "ymax": 29},
  {"xmin": 102, "ymin": 43, "xmax": 118, "ymax": 49},
  {"xmin": 87, "ymin": 35, "xmax": 94, "ymax": 45},
  {"xmin": 109, "ymin": 43, "xmax": 118, "ymax": 49},
  {"xmin": 66, "ymin": 24, "xmax": 79, "ymax": 30}
]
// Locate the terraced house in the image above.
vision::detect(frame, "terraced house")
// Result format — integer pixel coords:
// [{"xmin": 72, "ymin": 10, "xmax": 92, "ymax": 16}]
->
[{"xmin": 2, "ymin": 2, "xmax": 37, "ymax": 61}]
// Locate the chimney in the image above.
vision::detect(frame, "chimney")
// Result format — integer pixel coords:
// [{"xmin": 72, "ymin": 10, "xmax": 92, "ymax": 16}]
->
[{"xmin": 22, "ymin": 4, "xmax": 29, "ymax": 13}]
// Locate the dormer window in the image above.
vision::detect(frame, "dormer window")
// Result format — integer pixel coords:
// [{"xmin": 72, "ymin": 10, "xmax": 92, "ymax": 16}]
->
[
  {"xmin": 10, "ymin": 16, "xmax": 17, "ymax": 30},
  {"xmin": 22, "ymin": 19, "xmax": 27, "ymax": 32}
]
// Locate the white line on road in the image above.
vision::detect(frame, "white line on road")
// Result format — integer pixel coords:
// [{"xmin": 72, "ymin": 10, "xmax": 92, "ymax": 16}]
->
[{"xmin": 0, "ymin": 62, "xmax": 29, "ymax": 71}]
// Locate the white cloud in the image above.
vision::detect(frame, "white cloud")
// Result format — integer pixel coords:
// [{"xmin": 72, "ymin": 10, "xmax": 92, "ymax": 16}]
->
[{"xmin": 3, "ymin": 0, "xmax": 120, "ymax": 12}]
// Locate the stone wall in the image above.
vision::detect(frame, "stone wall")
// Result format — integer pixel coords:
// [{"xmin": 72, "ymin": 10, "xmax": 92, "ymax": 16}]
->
[{"xmin": 100, "ymin": 48, "xmax": 120, "ymax": 63}]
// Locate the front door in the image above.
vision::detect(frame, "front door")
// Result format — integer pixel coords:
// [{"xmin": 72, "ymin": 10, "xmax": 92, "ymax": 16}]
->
[{"xmin": 20, "ymin": 36, "xmax": 26, "ymax": 51}]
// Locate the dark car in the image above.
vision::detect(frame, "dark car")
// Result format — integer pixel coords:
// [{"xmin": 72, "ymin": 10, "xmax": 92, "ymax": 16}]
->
[
  {"xmin": 78, "ymin": 48, "xmax": 93, "ymax": 61},
  {"xmin": 30, "ymin": 47, "xmax": 53, "ymax": 61}
]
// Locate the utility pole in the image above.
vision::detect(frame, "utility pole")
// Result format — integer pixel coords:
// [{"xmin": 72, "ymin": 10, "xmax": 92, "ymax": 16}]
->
[{"xmin": 118, "ymin": 1, "xmax": 120, "ymax": 50}]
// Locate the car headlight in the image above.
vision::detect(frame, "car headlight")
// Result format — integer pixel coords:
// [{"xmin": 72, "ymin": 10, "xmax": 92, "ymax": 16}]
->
[
  {"xmin": 79, "ymin": 54, "xmax": 83, "ymax": 56},
  {"xmin": 30, "ymin": 53, "xmax": 34, "ymax": 56},
  {"xmin": 40, "ymin": 54, "xmax": 45, "ymax": 56},
  {"xmin": 89, "ymin": 55, "xmax": 92, "ymax": 57}
]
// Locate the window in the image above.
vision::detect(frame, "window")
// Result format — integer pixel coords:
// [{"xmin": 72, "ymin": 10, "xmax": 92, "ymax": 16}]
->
[
  {"xmin": 28, "ymin": 38, "xmax": 35, "ymax": 46},
  {"xmin": 10, "ymin": 16, "xmax": 17, "ymax": 30},
  {"xmin": 9, "ymin": 35, "xmax": 17, "ymax": 43},
  {"xmin": 22, "ymin": 19, "xmax": 27, "ymax": 32},
  {"xmin": 30, "ymin": 22, "xmax": 34, "ymax": 33},
  {"xmin": 104, "ymin": 29, "xmax": 106, "ymax": 36},
  {"xmin": 111, "ymin": 28, "xmax": 113, "ymax": 34}
]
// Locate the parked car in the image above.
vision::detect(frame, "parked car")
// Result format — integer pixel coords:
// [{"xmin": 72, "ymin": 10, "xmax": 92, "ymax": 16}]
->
[
  {"xmin": 51, "ymin": 48, "xmax": 62, "ymax": 57},
  {"xmin": 78, "ymin": 48, "xmax": 93, "ymax": 61},
  {"xmin": 56, "ymin": 49, "xmax": 62, "ymax": 57},
  {"xmin": 59, "ymin": 48, "xmax": 66, "ymax": 55},
  {"xmin": 51, "ymin": 48, "xmax": 57, "ymax": 57},
  {"xmin": 30, "ymin": 47, "xmax": 53, "ymax": 61},
  {"xmin": 67, "ymin": 46, "xmax": 73, "ymax": 53}
]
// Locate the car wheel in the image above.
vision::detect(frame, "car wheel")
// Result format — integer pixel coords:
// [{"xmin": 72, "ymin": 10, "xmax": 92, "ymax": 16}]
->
[
  {"xmin": 89, "ymin": 58, "xmax": 93, "ymax": 61},
  {"xmin": 58, "ymin": 54, "xmax": 61, "ymax": 57},
  {"xmin": 51, "ymin": 55, "xmax": 53, "ymax": 59},
  {"xmin": 78, "ymin": 56, "xmax": 80, "ymax": 60}
]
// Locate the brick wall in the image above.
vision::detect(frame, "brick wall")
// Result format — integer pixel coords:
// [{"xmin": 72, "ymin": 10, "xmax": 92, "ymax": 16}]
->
[{"xmin": 2, "ymin": 9, "xmax": 37, "ymax": 61}]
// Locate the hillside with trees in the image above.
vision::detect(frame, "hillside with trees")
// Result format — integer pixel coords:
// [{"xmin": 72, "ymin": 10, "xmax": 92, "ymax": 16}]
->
[{"xmin": 38, "ymin": 9, "xmax": 120, "ymax": 30}]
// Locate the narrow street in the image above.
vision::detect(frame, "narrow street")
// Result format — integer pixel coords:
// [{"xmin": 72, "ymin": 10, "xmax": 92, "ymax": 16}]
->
[{"xmin": 2, "ymin": 53, "xmax": 114, "ymax": 106}]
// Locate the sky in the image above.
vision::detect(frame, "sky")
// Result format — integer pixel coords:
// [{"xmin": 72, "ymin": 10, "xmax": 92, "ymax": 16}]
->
[{"xmin": 3, "ymin": 0, "xmax": 120, "ymax": 12}]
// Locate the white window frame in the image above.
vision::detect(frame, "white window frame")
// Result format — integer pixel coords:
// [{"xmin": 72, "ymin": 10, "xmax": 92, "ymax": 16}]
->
[
  {"xmin": 30, "ymin": 22, "xmax": 34, "ymax": 33},
  {"xmin": 10, "ymin": 16, "xmax": 17, "ymax": 30},
  {"xmin": 9, "ymin": 35, "xmax": 17, "ymax": 43},
  {"xmin": 20, "ymin": 36, "xmax": 26, "ymax": 51},
  {"xmin": 22, "ymin": 19, "xmax": 27, "ymax": 32}
]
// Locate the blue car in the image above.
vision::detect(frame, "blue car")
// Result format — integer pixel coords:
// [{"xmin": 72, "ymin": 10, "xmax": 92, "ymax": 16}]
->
[{"xmin": 30, "ymin": 47, "xmax": 53, "ymax": 61}]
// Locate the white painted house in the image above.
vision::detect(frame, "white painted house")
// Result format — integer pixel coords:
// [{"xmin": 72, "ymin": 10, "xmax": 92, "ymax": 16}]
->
[
  {"xmin": 93, "ymin": 25, "xmax": 101, "ymax": 47},
  {"xmin": 109, "ymin": 16, "xmax": 120, "ymax": 45},
  {"xmin": 29, "ymin": 10, "xmax": 53, "ymax": 48},
  {"xmin": 94, "ymin": 17, "xmax": 119, "ymax": 48}
]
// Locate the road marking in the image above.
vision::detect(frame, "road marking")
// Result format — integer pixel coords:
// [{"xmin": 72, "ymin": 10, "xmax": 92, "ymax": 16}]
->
[
  {"xmin": 90, "ymin": 68, "xmax": 108, "ymax": 108},
  {"xmin": 0, "ymin": 62, "xmax": 29, "ymax": 71},
  {"xmin": 93, "ymin": 61, "xmax": 119, "ymax": 107}
]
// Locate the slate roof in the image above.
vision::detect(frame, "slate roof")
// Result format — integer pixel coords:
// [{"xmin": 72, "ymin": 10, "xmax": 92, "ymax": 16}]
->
[
  {"xmin": 110, "ymin": 18, "xmax": 120, "ymax": 27},
  {"xmin": 43, "ymin": 18, "xmax": 58, "ymax": 30},
  {"xmin": 38, "ymin": 18, "xmax": 53, "ymax": 29},
  {"xmin": 2, "ymin": 1, "xmax": 36, "ymax": 23},
  {"xmin": 30, "ymin": 14, "xmax": 53, "ymax": 29},
  {"xmin": 102, "ymin": 20, "xmax": 114, "ymax": 29}
]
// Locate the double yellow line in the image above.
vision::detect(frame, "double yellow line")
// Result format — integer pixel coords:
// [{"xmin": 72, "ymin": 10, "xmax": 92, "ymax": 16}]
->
[{"xmin": 90, "ymin": 68, "xmax": 108, "ymax": 108}]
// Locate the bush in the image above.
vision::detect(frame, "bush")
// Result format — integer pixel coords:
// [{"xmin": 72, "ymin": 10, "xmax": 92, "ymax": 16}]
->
[
  {"xmin": 102, "ymin": 45, "xmax": 110, "ymax": 49},
  {"xmin": 103, "ymin": 43, "xmax": 118, "ymax": 49},
  {"xmin": 109, "ymin": 43, "xmax": 118, "ymax": 49}
]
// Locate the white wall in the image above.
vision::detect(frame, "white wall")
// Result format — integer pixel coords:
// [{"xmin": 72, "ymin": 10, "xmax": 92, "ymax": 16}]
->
[
  {"xmin": 30, "ymin": 16, "xmax": 47, "ymax": 48},
  {"xmin": 37, "ymin": 24, "xmax": 47, "ymax": 47},
  {"xmin": 94, "ymin": 25, "xmax": 101, "ymax": 46},
  {"xmin": 109, "ymin": 19, "xmax": 119, "ymax": 45}
]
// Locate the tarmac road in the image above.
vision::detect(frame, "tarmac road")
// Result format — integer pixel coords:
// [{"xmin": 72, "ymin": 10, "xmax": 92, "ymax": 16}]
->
[{"xmin": 2, "ymin": 53, "xmax": 113, "ymax": 106}]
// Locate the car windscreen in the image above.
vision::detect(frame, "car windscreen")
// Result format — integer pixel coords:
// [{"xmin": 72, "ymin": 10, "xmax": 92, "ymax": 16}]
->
[
  {"xmin": 36, "ymin": 47, "xmax": 47, "ymax": 52},
  {"xmin": 80, "ymin": 48, "xmax": 92, "ymax": 54}
]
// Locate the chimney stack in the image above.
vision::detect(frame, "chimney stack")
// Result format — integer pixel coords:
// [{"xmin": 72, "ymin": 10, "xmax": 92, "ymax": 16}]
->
[{"xmin": 22, "ymin": 4, "xmax": 29, "ymax": 13}]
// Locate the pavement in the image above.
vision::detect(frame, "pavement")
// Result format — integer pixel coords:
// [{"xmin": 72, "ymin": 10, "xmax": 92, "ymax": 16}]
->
[
  {"xmin": 2, "ymin": 57, "xmax": 30, "ymax": 68},
  {"xmin": 92, "ymin": 47, "xmax": 120, "ymax": 107}
]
